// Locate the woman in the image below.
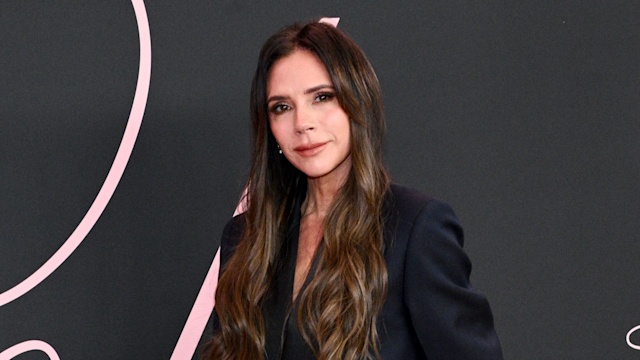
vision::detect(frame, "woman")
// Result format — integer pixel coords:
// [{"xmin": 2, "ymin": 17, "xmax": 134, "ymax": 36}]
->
[{"xmin": 205, "ymin": 20, "xmax": 503, "ymax": 360}]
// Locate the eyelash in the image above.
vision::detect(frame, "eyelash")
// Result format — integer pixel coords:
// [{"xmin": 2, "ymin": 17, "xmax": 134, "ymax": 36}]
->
[
  {"xmin": 270, "ymin": 103, "xmax": 290, "ymax": 114},
  {"xmin": 314, "ymin": 92, "xmax": 334, "ymax": 102},
  {"xmin": 269, "ymin": 92, "xmax": 335, "ymax": 115}
]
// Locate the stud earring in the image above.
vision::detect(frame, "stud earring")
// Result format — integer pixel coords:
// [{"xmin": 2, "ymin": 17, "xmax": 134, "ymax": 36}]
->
[{"xmin": 277, "ymin": 144, "xmax": 282, "ymax": 154}]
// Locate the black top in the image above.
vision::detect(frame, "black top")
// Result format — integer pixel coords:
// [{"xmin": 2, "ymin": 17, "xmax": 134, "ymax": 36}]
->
[{"xmin": 212, "ymin": 184, "xmax": 503, "ymax": 359}]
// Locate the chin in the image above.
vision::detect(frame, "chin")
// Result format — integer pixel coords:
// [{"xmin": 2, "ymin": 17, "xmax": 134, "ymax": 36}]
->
[
  {"xmin": 300, "ymin": 169, "xmax": 329, "ymax": 179},
  {"xmin": 293, "ymin": 164, "xmax": 328, "ymax": 179},
  {"xmin": 290, "ymin": 155, "xmax": 351, "ymax": 181}
]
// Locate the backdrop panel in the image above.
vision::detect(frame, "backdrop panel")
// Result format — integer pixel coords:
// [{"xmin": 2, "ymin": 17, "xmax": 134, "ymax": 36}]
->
[{"xmin": 1, "ymin": 1, "xmax": 639, "ymax": 359}]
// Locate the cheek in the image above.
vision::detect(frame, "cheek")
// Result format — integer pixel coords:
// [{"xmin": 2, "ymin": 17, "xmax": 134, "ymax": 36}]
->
[
  {"xmin": 333, "ymin": 113, "xmax": 351, "ymax": 143},
  {"xmin": 269, "ymin": 121, "xmax": 293, "ymax": 152},
  {"xmin": 341, "ymin": 119, "xmax": 353, "ymax": 153},
  {"xmin": 344, "ymin": 133, "xmax": 352, "ymax": 154},
  {"xmin": 269, "ymin": 121, "xmax": 283, "ymax": 142}
]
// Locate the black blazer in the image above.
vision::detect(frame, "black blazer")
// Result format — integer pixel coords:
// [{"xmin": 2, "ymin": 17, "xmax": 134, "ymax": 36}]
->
[{"xmin": 213, "ymin": 184, "xmax": 503, "ymax": 359}]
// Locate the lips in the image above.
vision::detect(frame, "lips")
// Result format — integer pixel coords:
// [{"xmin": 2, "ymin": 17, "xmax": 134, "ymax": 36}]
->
[{"xmin": 294, "ymin": 141, "xmax": 328, "ymax": 156}]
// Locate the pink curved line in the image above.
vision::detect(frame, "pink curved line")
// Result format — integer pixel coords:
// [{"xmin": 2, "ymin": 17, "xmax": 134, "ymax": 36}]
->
[
  {"xmin": 0, "ymin": 340, "xmax": 60, "ymax": 360},
  {"xmin": 0, "ymin": 0, "xmax": 151, "ymax": 307},
  {"xmin": 628, "ymin": 324, "xmax": 640, "ymax": 350}
]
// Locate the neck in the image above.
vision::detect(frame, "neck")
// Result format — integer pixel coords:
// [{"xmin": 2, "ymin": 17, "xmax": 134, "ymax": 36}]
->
[{"xmin": 304, "ymin": 173, "xmax": 347, "ymax": 218}]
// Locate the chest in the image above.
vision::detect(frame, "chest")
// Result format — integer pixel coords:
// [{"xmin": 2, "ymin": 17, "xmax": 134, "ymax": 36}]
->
[{"xmin": 293, "ymin": 216, "xmax": 323, "ymax": 300}]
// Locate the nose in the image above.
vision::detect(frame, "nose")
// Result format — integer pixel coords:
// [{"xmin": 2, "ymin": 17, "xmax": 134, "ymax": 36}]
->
[{"xmin": 293, "ymin": 107, "xmax": 315, "ymax": 134}]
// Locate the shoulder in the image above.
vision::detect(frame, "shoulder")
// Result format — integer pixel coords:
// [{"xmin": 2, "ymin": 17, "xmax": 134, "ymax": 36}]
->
[
  {"xmin": 387, "ymin": 184, "xmax": 458, "ymax": 229},
  {"xmin": 388, "ymin": 183, "xmax": 439, "ymax": 208},
  {"xmin": 383, "ymin": 183, "xmax": 464, "ymax": 252}
]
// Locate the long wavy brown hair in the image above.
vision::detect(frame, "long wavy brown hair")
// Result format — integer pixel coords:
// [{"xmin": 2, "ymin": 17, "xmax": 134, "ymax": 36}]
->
[{"xmin": 204, "ymin": 21, "xmax": 390, "ymax": 360}]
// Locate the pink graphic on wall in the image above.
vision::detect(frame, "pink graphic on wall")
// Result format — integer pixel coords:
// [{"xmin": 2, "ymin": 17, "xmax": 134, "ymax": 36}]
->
[
  {"xmin": 0, "ymin": 0, "xmax": 151, "ymax": 308},
  {"xmin": 170, "ymin": 189, "xmax": 249, "ymax": 359},
  {"xmin": 0, "ymin": 341, "xmax": 60, "ymax": 360},
  {"xmin": 170, "ymin": 249, "xmax": 220, "ymax": 359},
  {"xmin": 628, "ymin": 325, "xmax": 640, "ymax": 350},
  {"xmin": 319, "ymin": 17, "xmax": 340, "ymax": 27},
  {"xmin": 0, "ymin": 0, "xmax": 152, "ymax": 358}
]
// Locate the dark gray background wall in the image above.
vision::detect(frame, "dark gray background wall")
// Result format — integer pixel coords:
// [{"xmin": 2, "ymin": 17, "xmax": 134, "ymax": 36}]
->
[{"xmin": 1, "ymin": 1, "xmax": 639, "ymax": 359}]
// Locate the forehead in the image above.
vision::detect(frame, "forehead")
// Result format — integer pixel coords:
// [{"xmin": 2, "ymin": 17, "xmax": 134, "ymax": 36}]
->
[{"xmin": 267, "ymin": 49, "xmax": 332, "ymax": 95}]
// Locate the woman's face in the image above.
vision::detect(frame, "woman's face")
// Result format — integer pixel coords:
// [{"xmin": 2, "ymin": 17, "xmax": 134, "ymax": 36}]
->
[{"xmin": 267, "ymin": 49, "xmax": 351, "ymax": 182}]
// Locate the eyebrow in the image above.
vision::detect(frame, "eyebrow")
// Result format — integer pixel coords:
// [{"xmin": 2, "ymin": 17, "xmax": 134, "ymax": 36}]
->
[
  {"xmin": 304, "ymin": 84, "xmax": 334, "ymax": 95},
  {"xmin": 267, "ymin": 84, "xmax": 334, "ymax": 103}
]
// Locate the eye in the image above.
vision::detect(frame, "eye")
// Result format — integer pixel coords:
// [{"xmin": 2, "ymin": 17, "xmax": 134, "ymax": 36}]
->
[
  {"xmin": 314, "ymin": 92, "xmax": 335, "ymax": 103},
  {"xmin": 269, "ymin": 103, "xmax": 291, "ymax": 114}
]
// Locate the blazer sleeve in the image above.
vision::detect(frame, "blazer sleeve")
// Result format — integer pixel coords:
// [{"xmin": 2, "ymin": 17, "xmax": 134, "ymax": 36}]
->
[{"xmin": 403, "ymin": 200, "xmax": 503, "ymax": 360}]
